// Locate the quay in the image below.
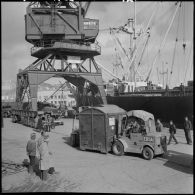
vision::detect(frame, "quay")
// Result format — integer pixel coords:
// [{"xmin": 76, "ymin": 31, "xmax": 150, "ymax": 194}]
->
[{"xmin": 2, "ymin": 118, "xmax": 193, "ymax": 193}]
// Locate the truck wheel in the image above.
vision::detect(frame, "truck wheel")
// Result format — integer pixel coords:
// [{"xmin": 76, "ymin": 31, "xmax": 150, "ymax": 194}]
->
[
  {"xmin": 142, "ymin": 146, "xmax": 154, "ymax": 160},
  {"xmin": 112, "ymin": 141, "xmax": 124, "ymax": 156}
]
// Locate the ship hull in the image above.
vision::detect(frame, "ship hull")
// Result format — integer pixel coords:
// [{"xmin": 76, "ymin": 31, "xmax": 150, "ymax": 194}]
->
[{"xmin": 107, "ymin": 95, "xmax": 193, "ymax": 128}]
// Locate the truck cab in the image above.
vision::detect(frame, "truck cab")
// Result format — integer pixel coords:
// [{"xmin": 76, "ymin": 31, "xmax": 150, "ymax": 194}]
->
[{"xmin": 112, "ymin": 110, "xmax": 167, "ymax": 160}]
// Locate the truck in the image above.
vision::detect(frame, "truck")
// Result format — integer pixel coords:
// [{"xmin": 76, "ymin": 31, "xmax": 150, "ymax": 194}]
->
[
  {"xmin": 2, "ymin": 105, "xmax": 12, "ymax": 118},
  {"xmin": 11, "ymin": 102, "xmax": 61, "ymax": 128}
]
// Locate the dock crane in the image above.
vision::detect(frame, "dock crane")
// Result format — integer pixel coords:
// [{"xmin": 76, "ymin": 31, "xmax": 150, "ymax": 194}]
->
[{"xmin": 13, "ymin": 1, "xmax": 107, "ymax": 127}]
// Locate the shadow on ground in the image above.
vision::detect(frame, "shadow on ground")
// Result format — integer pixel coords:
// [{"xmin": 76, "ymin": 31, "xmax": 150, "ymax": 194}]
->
[
  {"xmin": 163, "ymin": 160, "xmax": 193, "ymax": 174},
  {"xmin": 120, "ymin": 152, "xmax": 144, "ymax": 159},
  {"xmin": 158, "ymin": 150, "xmax": 193, "ymax": 174},
  {"xmin": 62, "ymin": 136, "xmax": 71, "ymax": 145}
]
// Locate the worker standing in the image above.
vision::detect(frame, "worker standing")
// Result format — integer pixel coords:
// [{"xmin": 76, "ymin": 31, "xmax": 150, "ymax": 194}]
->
[
  {"xmin": 42, "ymin": 115, "xmax": 47, "ymax": 132},
  {"xmin": 167, "ymin": 120, "xmax": 178, "ymax": 145},
  {"xmin": 51, "ymin": 115, "xmax": 55, "ymax": 129},
  {"xmin": 156, "ymin": 119, "xmax": 163, "ymax": 132},
  {"xmin": 34, "ymin": 115, "xmax": 39, "ymax": 129},
  {"xmin": 37, "ymin": 132, "xmax": 50, "ymax": 181},
  {"xmin": 184, "ymin": 116, "xmax": 192, "ymax": 145},
  {"xmin": 26, "ymin": 133, "xmax": 37, "ymax": 174},
  {"xmin": 37, "ymin": 115, "xmax": 43, "ymax": 131},
  {"xmin": 47, "ymin": 115, "xmax": 52, "ymax": 132}
]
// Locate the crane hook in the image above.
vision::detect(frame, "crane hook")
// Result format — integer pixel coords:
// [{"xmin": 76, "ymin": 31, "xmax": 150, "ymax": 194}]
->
[{"xmin": 182, "ymin": 42, "xmax": 186, "ymax": 50}]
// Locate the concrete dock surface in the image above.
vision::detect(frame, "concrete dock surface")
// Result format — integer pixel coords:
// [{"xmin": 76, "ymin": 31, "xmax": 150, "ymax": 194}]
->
[{"xmin": 1, "ymin": 118, "xmax": 193, "ymax": 193}]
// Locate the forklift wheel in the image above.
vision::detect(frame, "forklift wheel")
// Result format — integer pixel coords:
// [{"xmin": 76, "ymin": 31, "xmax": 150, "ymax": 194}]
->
[
  {"xmin": 112, "ymin": 141, "xmax": 124, "ymax": 156},
  {"xmin": 142, "ymin": 146, "xmax": 154, "ymax": 160}
]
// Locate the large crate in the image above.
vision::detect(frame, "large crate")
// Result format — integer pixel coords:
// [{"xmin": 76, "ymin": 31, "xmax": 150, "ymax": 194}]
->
[{"xmin": 79, "ymin": 105, "xmax": 126, "ymax": 153}]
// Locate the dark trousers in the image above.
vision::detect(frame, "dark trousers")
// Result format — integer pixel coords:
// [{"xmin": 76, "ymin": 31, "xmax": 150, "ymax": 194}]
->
[
  {"xmin": 168, "ymin": 133, "xmax": 178, "ymax": 144},
  {"xmin": 28, "ymin": 155, "xmax": 35, "ymax": 174},
  {"xmin": 184, "ymin": 130, "xmax": 192, "ymax": 144},
  {"xmin": 47, "ymin": 125, "xmax": 51, "ymax": 132},
  {"xmin": 45, "ymin": 125, "xmax": 51, "ymax": 132},
  {"xmin": 40, "ymin": 170, "xmax": 48, "ymax": 181}
]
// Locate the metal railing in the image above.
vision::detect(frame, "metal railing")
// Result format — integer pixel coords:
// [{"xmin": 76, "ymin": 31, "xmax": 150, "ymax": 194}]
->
[{"xmin": 31, "ymin": 40, "xmax": 101, "ymax": 55}]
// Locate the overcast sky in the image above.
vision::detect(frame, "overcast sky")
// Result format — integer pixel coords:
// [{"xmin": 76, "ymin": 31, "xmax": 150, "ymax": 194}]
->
[{"xmin": 1, "ymin": 1, "xmax": 193, "ymax": 88}]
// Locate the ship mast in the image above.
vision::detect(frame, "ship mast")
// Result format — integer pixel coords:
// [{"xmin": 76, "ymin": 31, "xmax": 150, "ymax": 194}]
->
[
  {"xmin": 127, "ymin": 0, "xmax": 136, "ymax": 83},
  {"xmin": 134, "ymin": 0, "xmax": 136, "ymax": 88}
]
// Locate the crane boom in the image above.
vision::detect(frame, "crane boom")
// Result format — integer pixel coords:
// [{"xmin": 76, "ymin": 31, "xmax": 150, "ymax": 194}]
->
[
  {"xmin": 134, "ymin": 30, "xmax": 150, "ymax": 74},
  {"xmin": 83, "ymin": 2, "xmax": 91, "ymax": 17}
]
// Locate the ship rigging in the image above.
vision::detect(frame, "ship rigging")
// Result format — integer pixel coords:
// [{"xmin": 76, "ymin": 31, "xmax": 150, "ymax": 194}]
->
[{"xmin": 97, "ymin": 1, "xmax": 193, "ymax": 91}]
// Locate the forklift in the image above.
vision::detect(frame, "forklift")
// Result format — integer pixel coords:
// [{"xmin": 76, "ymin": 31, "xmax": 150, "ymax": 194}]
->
[
  {"xmin": 71, "ymin": 105, "xmax": 167, "ymax": 160},
  {"xmin": 112, "ymin": 110, "xmax": 167, "ymax": 160}
]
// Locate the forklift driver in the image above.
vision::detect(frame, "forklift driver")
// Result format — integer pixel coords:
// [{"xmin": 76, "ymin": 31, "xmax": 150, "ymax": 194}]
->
[
  {"xmin": 131, "ymin": 120, "xmax": 141, "ymax": 133},
  {"xmin": 124, "ymin": 118, "xmax": 139, "ymax": 137},
  {"xmin": 125, "ymin": 122, "xmax": 132, "ymax": 138}
]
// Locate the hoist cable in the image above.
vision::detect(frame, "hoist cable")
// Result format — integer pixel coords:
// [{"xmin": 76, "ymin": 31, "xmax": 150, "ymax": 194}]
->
[
  {"xmin": 183, "ymin": 42, "xmax": 193, "ymax": 84},
  {"xmin": 44, "ymin": 81, "xmax": 66, "ymax": 102},
  {"xmin": 135, "ymin": 32, "xmax": 150, "ymax": 73},
  {"xmin": 169, "ymin": 3, "xmax": 181, "ymax": 86},
  {"xmin": 145, "ymin": 2, "xmax": 180, "ymax": 82},
  {"xmin": 183, "ymin": 2, "xmax": 186, "ymax": 47},
  {"xmin": 189, "ymin": 59, "xmax": 193, "ymax": 81}
]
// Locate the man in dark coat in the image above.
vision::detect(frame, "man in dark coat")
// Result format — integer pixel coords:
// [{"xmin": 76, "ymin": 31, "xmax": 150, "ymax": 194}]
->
[
  {"xmin": 37, "ymin": 115, "xmax": 43, "ymax": 131},
  {"xmin": 184, "ymin": 116, "xmax": 192, "ymax": 145},
  {"xmin": 168, "ymin": 120, "xmax": 178, "ymax": 145},
  {"xmin": 26, "ymin": 133, "xmax": 37, "ymax": 174},
  {"xmin": 156, "ymin": 119, "xmax": 163, "ymax": 132}
]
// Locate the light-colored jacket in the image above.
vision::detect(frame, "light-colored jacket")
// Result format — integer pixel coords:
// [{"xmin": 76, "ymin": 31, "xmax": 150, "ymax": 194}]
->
[{"xmin": 37, "ymin": 139, "xmax": 50, "ymax": 170}]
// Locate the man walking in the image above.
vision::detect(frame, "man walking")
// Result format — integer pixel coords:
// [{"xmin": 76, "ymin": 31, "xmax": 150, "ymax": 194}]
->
[
  {"xmin": 156, "ymin": 119, "xmax": 163, "ymax": 132},
  {"xmin": 168, "ymin": 120, "xmax": 178, "ymax": 145},
  {"xmin": 184, "ymin": 116, "xmax": 192, "ymax": 145},
  {"xmin": 26, "ymin": 133, "xmax": 37, "ymax": 174}
]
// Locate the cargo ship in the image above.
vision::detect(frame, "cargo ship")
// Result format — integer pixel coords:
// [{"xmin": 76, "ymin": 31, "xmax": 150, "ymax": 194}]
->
[{"xmin": 105, "ymin": 81, "xmax": 193, "ymax": 127}]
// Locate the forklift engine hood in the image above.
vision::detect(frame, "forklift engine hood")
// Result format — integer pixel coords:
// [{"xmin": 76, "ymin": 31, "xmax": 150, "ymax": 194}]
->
[{"xmin": 147, "ymin": 132, "xmax": 162, "ymax": 137}]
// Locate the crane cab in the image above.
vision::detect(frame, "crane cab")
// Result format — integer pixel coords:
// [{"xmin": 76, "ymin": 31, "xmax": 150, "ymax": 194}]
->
[{"xmin": 25, "ymin": 2, "xmax": 99, "ymax": 46}]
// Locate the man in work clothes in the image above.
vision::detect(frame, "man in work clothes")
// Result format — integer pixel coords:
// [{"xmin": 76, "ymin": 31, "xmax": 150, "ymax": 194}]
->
[
  {"xmin": 37, "ymin": 132, "xmax": 55, "ymax": 180},
  {"xmin": 37, "ymin": 115, "xmax": 43, "ymax": 131},
  {"xmin": 47, "ymin": 115, "xmax": 52, "ymax": 132},
  {"xmin": 156, "ymin": 119, "xmax": 163, "ymax": 132},
  {"xmin": 34, "ymin": 115, "xmax": 39, "ymax": 129},
  {"xmin": 26, "ymin": 133, "xmax": 37, "ymax": 174},
  {"xmin": 184, "ymin": 116, "xmax": 192, "ymax": 145},
  {"xmin": 37, "ymin": 131, "xmax": 50, "ymax": 180},
  {"xmin": 168, "ymin": 120, "xmax": 178, "ymax": 145}
]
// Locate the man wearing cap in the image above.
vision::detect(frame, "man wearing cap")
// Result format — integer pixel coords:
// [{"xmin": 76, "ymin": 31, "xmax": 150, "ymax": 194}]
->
[{"xmin": 26, "ymin": 133, "xmax": 37, "ymax": 174}]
